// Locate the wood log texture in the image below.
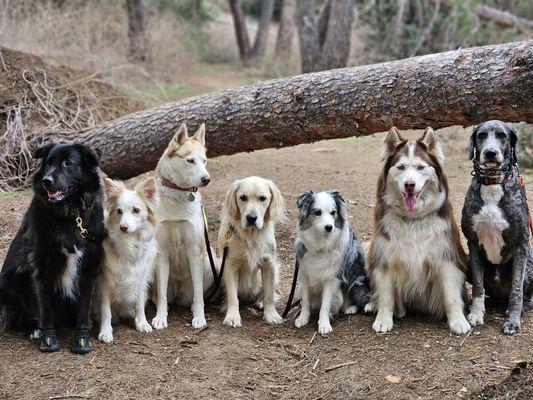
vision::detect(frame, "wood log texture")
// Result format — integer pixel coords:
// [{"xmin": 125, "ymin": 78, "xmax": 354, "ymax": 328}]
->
[{"xmin": 72, "ymin": 40, "xmax": 533, "ymax": 179}]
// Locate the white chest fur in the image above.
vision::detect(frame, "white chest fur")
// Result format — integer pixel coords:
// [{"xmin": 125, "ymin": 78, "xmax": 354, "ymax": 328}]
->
[
  {"xmin": 472, "ymin": 185, "xmax": 509, "ymax": 264},
  {"xmin": 60, "ymin": 246, "xmax": 84, "ymax": 299}
]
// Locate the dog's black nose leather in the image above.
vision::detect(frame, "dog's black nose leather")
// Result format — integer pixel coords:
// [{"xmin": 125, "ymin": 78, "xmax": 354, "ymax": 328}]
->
[
  {"xmin": 325, "ymin": 224, "xmax": 333, "ymax": 232},
  {"xmin": 484, "ymin": 150, "xmax": 497, "ymax": 159},
  {"xmin": 42, "ymin": 176, "xmax": 53, "ymax": 187},
  {"xmin": 246, "ymin": 215, "xmax": 257, "ymax": 225},
  {"xmin": 201, "ymin": 176, "xmax": 211, "ymax": 186},
  {"xmin": 404, "ymin": 181, "xmax": 415, "ymax": 192}
]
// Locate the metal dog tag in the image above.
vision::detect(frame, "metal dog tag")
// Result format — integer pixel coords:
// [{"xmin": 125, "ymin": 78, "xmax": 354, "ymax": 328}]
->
[{"xmin": 188, "ymin": 192, "xmax": 195, "ymax": 202}]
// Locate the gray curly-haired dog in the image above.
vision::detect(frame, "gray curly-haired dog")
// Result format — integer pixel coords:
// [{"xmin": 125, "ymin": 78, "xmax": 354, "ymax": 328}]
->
[{"xmin": 461, "ymin": 120, "xmax": 533, "ymax": 335}]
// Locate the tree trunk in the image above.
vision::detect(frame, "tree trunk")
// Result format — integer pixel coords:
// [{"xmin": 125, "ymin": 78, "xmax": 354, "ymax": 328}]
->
[
  {"xmin": 69, "ymin": 41, "xmax": 533, "ymax": 179},
  {"xmin": 476, "ymin": 4, "xmax": 533, "ymax": 34},
  {"xmin": 229, "ymin": 0, "xmax": 252, "ymax": 62},
  {"xmin": 275, "ymin": 0, "xmax": 297, "ymax": 59},
  {"xmin": 252, "ymin": 0, "xmax": 276, "ymax": 57},
  {"xmin": 296, "ymin": 0, "xmax": 321, "ymax": 72},
  {"xmin": 321, "ymin": 0, "xmax": 354, "ymax": 70},
  {"xmin": 126, "ymin": 0, "xmax": 150, "ymax": 64}
]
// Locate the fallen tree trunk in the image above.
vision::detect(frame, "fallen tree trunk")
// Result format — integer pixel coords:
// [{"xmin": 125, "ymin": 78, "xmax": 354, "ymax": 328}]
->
[
  {"xmin": 476, "ymin": 4, "xmax": 533, "ymax": 34},
  {"xmin": 71, "ymin": 40, "xmax": 533, "ymax": 179}
]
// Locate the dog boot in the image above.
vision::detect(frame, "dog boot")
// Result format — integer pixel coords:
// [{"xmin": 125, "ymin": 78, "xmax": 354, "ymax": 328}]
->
[
  {"xmin": 39, "ymin": 327, "xmax": 60, "ymax": 352},
  {"xmin": 70, "ymin": 328, "xmax": 92, "ymax": 354}
]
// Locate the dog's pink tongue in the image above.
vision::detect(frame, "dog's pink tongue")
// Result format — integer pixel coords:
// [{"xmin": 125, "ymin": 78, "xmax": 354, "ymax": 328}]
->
[{"xmin": 403, "ymin": 193, "xmax": 418, "ymax": 212}]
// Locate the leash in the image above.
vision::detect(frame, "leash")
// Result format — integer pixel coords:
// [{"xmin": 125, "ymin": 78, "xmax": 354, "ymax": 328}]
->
[
  {"xmin": 201, "ymin": 206, "xmax": 219, "ymax": 286},
  {"xmin": 282, "ymin": 257, "xmax": 300, "ymax": 319},
  {"xmin": 205, "ymin": 225, "xmax": 233, "ymax": 301}
]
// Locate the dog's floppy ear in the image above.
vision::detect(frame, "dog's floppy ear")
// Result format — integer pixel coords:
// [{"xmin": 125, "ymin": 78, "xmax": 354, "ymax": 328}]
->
[
  {"xmin": 296, "ymin": 190, "xmax": 314, "ymax": 214},
  {"xmin": 381, "ymin": 127, "xmax": 405, "ymax": 162},
  {"xmin": 223, "ymin": 180, "xmax": 241, "ymax": 221},
  {"xmin": 103, "ymin": 178, "xmax": 125, "ymax": 201},
  {"xmin": 420, "ymin": 127, "xmax": 444, "ymax": 164},
  {"xmin": 468, "ymin": 125, "xmax": 478, "ymax": 160},
  {"xmin": 509, "ymin": 124, "xmax": 519, "ymax": 165},
  {"xmin": 33, "ymin": 143, "xmax": 56, "ymax": 159},
  {"xmin": 328, "ymin": 189, "xmax": 347, "ymax": 219},
  {"xmin": 74, "ymin": 144, "xmax": 101, "ymax": 168},
  {"xmin": 172, "ymin": 123, "xmax": 188, "ymax": 146},
  {"xmin": 135, "ymin": 177, "xmax": 158, "ymax": 212},
  {"xmin": 192, "ymin": 123, "xmax": 206, "ymax": 146},
  {"xmin": 266, "ymin": 180, "xmax": 286, "ymax": 223}
]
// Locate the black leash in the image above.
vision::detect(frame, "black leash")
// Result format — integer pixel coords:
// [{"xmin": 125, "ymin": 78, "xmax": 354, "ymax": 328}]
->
[
  {"xmin": 282, "ymin": 257, "xmax": 300, "ymax": 319},
  {"xmin": 206, "ymin": 246, "xmax": 228, "ymax": 301},
  {"xmin": 201, "ymin": 206, "xmax": 219, "ymax": 285}
]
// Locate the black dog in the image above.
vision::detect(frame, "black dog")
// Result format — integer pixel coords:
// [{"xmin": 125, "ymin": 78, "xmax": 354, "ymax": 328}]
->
[
  {"xmin": 461, "ymin": 120, "xmax": 533, "ymax": 335},
  {"xmin": 0, "ymin": 143, "xmax": 105, "ymax": 353}
]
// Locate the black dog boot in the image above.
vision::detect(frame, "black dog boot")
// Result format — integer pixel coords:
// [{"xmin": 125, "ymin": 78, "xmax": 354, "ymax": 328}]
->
[
  {"xmin": 71, "ymin": 328, "xmax": 92, "ymax": 354},
  {"xmin": 39, "ymin": 328, "xmax": 60, "ymax": 352}
]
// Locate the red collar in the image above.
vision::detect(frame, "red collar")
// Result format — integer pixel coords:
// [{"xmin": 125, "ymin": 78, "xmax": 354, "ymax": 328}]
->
[{"xmin": 160, "ymin": 177, "xmax": 198, "ymax": 192}]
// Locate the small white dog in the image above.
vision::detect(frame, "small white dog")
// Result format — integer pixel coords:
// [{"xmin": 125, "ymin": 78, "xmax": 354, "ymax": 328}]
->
[
  {"xmin": 96, "ymin": 177, "xmax": 158, "ymax": 343},
  {"xmin": 294, "ymin": 190, "xmax": 370, "ymax": 335},
  {"xmin": 218, "ymin": 176, "xmax": 286, "ymax": 327}
]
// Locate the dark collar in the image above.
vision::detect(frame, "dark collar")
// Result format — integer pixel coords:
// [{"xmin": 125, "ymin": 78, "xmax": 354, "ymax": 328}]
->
[
  {"xmin": 473, "ymin": 169, "xmax": 515, "ymax": 185},
  {"xmin": 160, "ymin": 177, "xmax": 198, "ymax": 193}
]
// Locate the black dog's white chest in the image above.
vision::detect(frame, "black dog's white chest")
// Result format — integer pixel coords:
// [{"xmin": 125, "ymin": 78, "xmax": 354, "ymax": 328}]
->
[{"xmin": 58, "ymin": 246, "xmax": 84, "ymax": 299}]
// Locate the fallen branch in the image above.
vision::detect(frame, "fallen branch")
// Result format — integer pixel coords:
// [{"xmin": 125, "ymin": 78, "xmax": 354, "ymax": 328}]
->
[{"xmin": 325, "ymin": 360, "xmax": 358, "ymax": 372}]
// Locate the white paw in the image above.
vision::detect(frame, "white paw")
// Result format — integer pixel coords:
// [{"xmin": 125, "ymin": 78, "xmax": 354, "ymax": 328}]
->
[
  {"xmin": 30, "ymin": 329, "xmax": 42, "ymax": 340},
  {"xmin": 136, "ymin": 321, "xmax": 153, "ymax": 333},
  {"xmin": 294, "ymin": 314, "xmax": 309, "ymax": 328},
  {"xmin": 467, "ymin": 310, "xmax": 484, "ymax": 326},
  {"xmin": 223, "ymin": 312, "xmax": 242, "ymax": 328},
  {"xmin": 449, "ymin": 315, "xmax": 471, "ymax": 335},
  {"xmin": 364, "ymin": 302, "xmax": 375, "ymax": 314},
  {"xmin": 372, "ymin": 317, "xmax": 393, "ymax": 333},
  {"xmin": 192, "ymin": 315, "xmax": 207, "ymax": 329},
  {"xmin": 264, "ymin": 309, "xmax": 284, "ymax": 325},
  {"xmin": 318, "ymin": 320, "xmax": 333, "ymax": 335},
  {"xmin": 98, "ymin": 329, "xmax": 114, "ymax": 343},
  {"xmin": 151, "ymin": 314, "xmax": 168, "ymax": 330},
  {"xmin": 344, "ymin": 305, "xmax": 358, "ymax": 315}
]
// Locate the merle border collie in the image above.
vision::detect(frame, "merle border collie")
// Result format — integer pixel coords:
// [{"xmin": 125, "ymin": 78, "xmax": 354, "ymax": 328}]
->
[
  {"xmin": 461, "ymin": 120, "xmax": 533, "ymax": 335},
  {"xmin": 294, "ymin": 190, "xmax": 370, "ymax": 335},
  {"xmin": 0, "ymin": 143, "xmax": 105, "ymax": 353},
  {"xmin": 367, "ymin": 127, "xmax": 471, "ymax": 335}
]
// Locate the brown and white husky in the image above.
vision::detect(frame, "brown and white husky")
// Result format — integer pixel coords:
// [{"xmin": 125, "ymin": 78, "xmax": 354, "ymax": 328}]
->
[{"xmin": 367, "ymin": 127, "xmax": 471, "ymax": 335}]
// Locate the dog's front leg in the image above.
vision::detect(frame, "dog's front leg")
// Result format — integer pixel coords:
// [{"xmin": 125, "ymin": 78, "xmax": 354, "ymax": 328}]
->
[
  {"xmin": 98, "ymin": 287, "xmax": 113, "ymax": 343},
  {"xmin": 503, "ymin": 245, "xmax": 527, "ymax": 335},
  {"xmin": 152, "ymin": 253, "xmax": 170, "ymax": 330},
  {"xmin": 71, "ymin": 275, "xmax": 95, "ymax": 354},
  {"xmin": 223, "ymin": 261, "xmax": 241, "ymax": 327},
  {"xmin": 36, "ymin": 279, "xmax": 60, "ymax": 352},
  {"xmin": 440, "ymin": 262, "xmax": 470, "ymax": 335},
  {"xmin": 187, "ymin": 246, "xmax": 207, "ymax": 329},
  {"xmin": 295, "ymin": 273, "xmax": 310, "ymax": 328},
  {"xmin": 317, "ymin": 280, "xmax": 340, "ymax": 335},
  {"xmin": 372, "ymin": 268, "xmax": 395, "ymax": 333},
  {"xmin": 467, "ymin": 241, "xmax": 485, "ymax": 326},
  {"xmin": 135, "ymin": 284, "xmax": 152, "ymax": 333},
  {"xmin": 260, "ymin": 258, "xmax": 283, "ymax": 325}
]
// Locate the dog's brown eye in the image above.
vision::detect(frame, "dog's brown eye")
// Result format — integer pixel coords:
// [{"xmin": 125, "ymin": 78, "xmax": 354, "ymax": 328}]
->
[
  {"xmin": 496, "ymin": 131, "xmax": 506, "ymax": 140},
  {"xmin": 240, "ymin": 195, "xmax": 248, "ymax": 202},
  {"xmin": 478, "ymin": 132, "xmax": 487, "ymax": 140},
  {"xmin": 133, "ymin": 207, "xmax": 140, "ymax": 214},
  {"xmin": 63, "ymin": 160, "xmax": 73, "ymax": 168},
  {"xmin": 418, "ymin": 165, "xmax": 425, "ymax": 170},
  {"xmin": 397, "ymin": 164, "xmax": 405, "ymax": 170},
  {"xmin": 330, "ymin": 210, "xmax": 336, "ymax": 216},
  {"xmin": 187, "ymin": 159, "xmax": 195, "ymax": 164},
  {"xmin": 259, "ymin": 195, "xmax": 267, "ymax": 202},
  {"xmin": 117, "ymin": 209, "xmax": 123, "ymax": 215},
  {"xmin": 313, "ymin": 210, "xmax": 322, "ymax": 216}
]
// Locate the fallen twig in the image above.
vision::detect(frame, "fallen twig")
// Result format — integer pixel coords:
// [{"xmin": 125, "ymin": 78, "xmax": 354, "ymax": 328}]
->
[
  {"xmin": 325, "ymin": 361, "xmax": 358, "ymax": 372},
  {"xmin": 309, "ymin": 332, "xmax": 317, "ymax": 345},
  {"xmin": 459, "ymin": 330, "xmax": 472, "ymax": 347},
  {"xmin": 49, "ymin": 395, "xmax": 89, "ymax": 400}
]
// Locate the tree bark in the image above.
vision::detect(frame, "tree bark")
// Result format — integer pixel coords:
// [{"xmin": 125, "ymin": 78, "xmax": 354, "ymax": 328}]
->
[
  {"xmin": 229, "ymin": 0, "xmax": 252, "ymax": 62},
  {"xmin": 275, "ymin": 0, "xmax": 297, "ymax": 59},
  {"xmin": 321, "ymin": 0, "xmax": 354, "ymax": 70},
  {"xmin": 69, "ymin": 41, "xmax": 533, "ymax": 179},
  {"xmin": 296, "ymin": 0, "xmax": 322, "ymax": 72},
  {"xmin": 252, "ymin": 0, "xmax": 276, "ymax": 57},
  {"xmin": 126, "ymin": 0, "xmax": 150, "ymax": 64}
]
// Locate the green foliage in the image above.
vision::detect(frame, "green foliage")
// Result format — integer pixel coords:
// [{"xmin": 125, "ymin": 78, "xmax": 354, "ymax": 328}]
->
[{"xmin": 157, "ymin": 0, "xmax": 212, "ymax": 21}]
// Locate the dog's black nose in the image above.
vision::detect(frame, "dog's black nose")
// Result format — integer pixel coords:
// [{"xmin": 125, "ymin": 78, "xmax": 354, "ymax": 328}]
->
[
  {"xmin": 42, "ymin": 176, "xmax": 54, "ymax": 188},
  {"xmin": 325, "ymin": 224, "xmax": 333, "ymax": 232},
  {"xmin": 201, "ymin": 176, "xmax": 211, "ymax": 186},
  {"xmin": 246, "ymin": 215, "xmax": 257, "ymax": 225},
  {"xmin": 484, "ymin": 150, "xmax": 497, "ymax": 159},
  {"xmin": 404, "ymin": 181, "xmax": 415, "ymax": 192}
]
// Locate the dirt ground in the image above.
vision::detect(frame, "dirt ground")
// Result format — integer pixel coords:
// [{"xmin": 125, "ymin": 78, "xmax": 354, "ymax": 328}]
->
[{"xmin": 0, "ymin": 129, "xmax": 532, "ymax": 400}]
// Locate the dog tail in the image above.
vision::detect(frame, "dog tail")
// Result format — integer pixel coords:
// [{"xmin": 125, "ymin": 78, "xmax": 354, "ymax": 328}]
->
[{"xmin": 341, "ymin": 233, "xmax": 372, "ymax": 310}]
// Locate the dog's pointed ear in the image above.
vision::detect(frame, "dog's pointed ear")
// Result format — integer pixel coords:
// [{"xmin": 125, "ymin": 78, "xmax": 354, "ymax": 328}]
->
[
  {"xmin": 103, "ymin": 178, "xmax": 124, "ymax": 200},
  {"xmin": 192, "ymin": 123, "xmax": 206, "ymax": 146},
  {"xmin": 381, "ymin": 127, "xmax": 405, "ymax": 162},
  {"xmin": 266, "ymin": 180, "xmax": 286, "ymax": 223},
  {"xmin": 420, "ymin": 127, "xmax": 444, "ymax": 164},
  {"xmin": 173, "ymin": 123, "xmax": 188, "ymax": 146},
  {"xmin": 136, "ymin": 177, "xmax": 158, "ymax": 210},
  {"xmin": 33, "ymin": 143, "xmax": 56, "ymax": 160},
  {"xmin": 223, "ymin": 180, "xmax": 241, "ymax": 221},
  {"xmin": 510, "ymin": 124, "xmax": 519, "ymax": 165},
  {"xmin": 468, "ymin": 125, "xmax": 478, "ymax": 160}
]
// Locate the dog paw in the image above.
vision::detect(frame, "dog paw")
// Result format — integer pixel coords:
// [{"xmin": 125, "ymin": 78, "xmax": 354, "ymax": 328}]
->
[
  {"xmin": 30, "ymin": 329, "xmax": 42, "ymax": 340},
  {"xmin": 136, "ymin": 321, "xmax": 153, "ymax": 333},
  {"xmin": 192, "ymin": 316, "xmax": 207, "ymax": 329},
  {"xmin": 467, "ymin": 310, "xmax": 484, "ymax": 326},
  {"xmin": 151, "ymin": 315, "xmax": 168, "ymax": 330},
  {"xmin": 364, "ymin": 302, "xmax": 375, "ymax": 314},
  {"xmin": 344, "ymin": 305, "xmax": 358, "ymax": 315},
  {"xmin": 449, "ymin": 315, "xmax": 471, "ymax": 335},
  {"xmin": 264, "ymin": 310, "xmax": 284, "ymax": 325},
  {"xmin": 98, "ymin": 330, "xmax": 113, "ymax": 344},
  {"xmin": 294, "ymin": 314, "xmax": 309, "ymax": 328},
  {"xmin": 502, "ymin": 320, "xmax": 521, "ymax": 335},
  {"xmin": 223, "ymin": 312, "xmax": 242, "ymax": 328},
  {"xmin": 372, "ymin": 317, "xmax": 393, "ymax": 333},
  {"xmin": 318, "ymin": 320, "xmax": 333, "ymax": 335}
]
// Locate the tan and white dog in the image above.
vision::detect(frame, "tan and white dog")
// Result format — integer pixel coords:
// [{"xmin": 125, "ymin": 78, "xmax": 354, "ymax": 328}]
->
[
  {"xmin": 151, "ymin": 123, "xmax": 218, "ymax": 330},
  {"xmin": 96, "ymin": 177, "xmax": 158, "ymax": 343},
  {"xmin": 218, "ymin": 176, "xmax": 286, "ymax": 327},
  {"xmin": 367, "ymin": 127, "xmax": 471, "ymax": 335}
]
